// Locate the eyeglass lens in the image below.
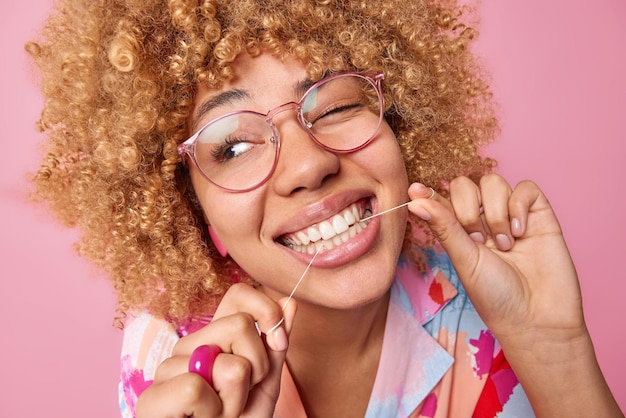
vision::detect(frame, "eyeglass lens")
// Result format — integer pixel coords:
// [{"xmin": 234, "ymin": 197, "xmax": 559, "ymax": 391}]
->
[{"xmin": 192, "ymin": 73, "xmax": 382, "ymax": 191}]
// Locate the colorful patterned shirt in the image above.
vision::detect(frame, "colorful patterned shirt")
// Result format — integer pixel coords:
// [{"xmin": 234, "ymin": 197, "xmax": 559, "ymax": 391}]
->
[{"xmin": 118, "ymin": 250, "xmax": 534, "ymax": 417}]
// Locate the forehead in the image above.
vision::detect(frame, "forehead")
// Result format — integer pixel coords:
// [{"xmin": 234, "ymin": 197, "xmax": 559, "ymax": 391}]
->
[
  {"xmin": 203, "ymin": 52, "xmax": 310, "ymax": 99},
  {"xmin": 229, "ymin": 52, "xmax": 308, "ymax": 82},
  {"xmin": 190, "ymin": 52, "xmax": 312, "ymax": 130}
]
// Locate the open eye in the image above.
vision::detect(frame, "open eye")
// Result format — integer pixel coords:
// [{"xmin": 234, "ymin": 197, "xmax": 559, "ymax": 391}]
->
[{"xmin": 210, "ymin": 136, "xmax": 263, "ymax": 163}]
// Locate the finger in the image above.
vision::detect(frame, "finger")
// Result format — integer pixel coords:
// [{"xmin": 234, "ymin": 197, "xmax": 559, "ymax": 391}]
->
[
  {"xmin": 173, "ymin": 313, "xmax": 270, "ymax": 386},
  {"xmin": 408, "ymin": 182, "xmax": 453, "ymax": 212},
  {"xmin": 212, "ymin": 353, "xmax": 254, "ymax": 418},
  {"xmin": 157, "ymin": 344, "xmax": 267, "ymax": 417},
  {"xmin": 478, "ymin": 174, "xmax": 514, "ymax": 251},
  {"xmin": 154, "ymin": 355, "xmax": 190, "ymax": 383},
  {"xmin": 241, "ymin": 297, "xmax": 297, "ymax": 415},
  {"xmin": 508, "ymin": 180, "xmax": 561, "ymax": 237},
  {"xmin": 214, "ymin": 283, "xmax": 286, "ymax": 347},
  {"xmin": 175, "ymin": 283, "xmax": 285, "ymax": 352},
  {"xmin": 448, "ymin": 176, "xmax": 487, "ymax": 244},
  {"xmin": 279, "ymin": 296, "xmax": 298, "ymax": 334},
  {"xmin": 407, "ymin": 182, "xmax": 436, "ymax": 200},
  {"xmin": 407, "ymin": 192, "xmax": 481, "ymax": 286},
  {"xmin": 157, "ymin": 345, "xmax": 273, "ymax": 418},
  {"xmin": 264, "ymin": 296, "xmax": 297, "ymax": 353},
  {"xmin": 136, "ymin": 373, "xmax": 221, "ymax": 418}
]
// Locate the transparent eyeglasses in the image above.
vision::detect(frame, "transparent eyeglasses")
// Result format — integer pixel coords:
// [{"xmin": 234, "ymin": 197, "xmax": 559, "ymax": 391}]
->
[{"xmin": 178, "ymin": 71, "xmax": 385, "ymax": 192}]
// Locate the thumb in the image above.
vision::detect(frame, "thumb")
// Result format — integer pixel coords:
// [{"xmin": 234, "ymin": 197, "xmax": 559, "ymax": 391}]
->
[
  {"xmin": 407, "ymin": 187, "xmax": 482, "ymax": 286},
  {"xmin": 243, "ymin": 298, "xmax": 297, "ymax": 416},
  {"xmin": 277, "ymin": 296, "xmax": 298, "ymax": 335},
  {"xmin": 263, "ymin": 296, "xmax": 297, "ymax": 380},
  {"xmin": 264, "ymin": 296, "xmax": 297, "ymax": 352}
]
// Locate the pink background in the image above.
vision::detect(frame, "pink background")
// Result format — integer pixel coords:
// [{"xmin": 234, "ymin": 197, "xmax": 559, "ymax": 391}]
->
[{"xmin": 1, "ymin": 0, "xmax": 624, "ymax": 415}]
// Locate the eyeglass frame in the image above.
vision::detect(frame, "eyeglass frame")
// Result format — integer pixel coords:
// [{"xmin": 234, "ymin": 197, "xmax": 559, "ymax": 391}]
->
[{"xmin": 177, "ymin": 71, "xmax": 385, "ymax": 193}]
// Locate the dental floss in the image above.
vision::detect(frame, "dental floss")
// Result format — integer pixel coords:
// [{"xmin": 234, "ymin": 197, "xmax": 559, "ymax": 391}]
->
[
  {"xmin": 359, "ymin": 187, "xmax": 435, "ymax": 222},
  {"xmin": 264, "ymin": 245, "xmax": 322, "ymax": 335},
  {"xmin": 360, "ymin": 201, "xmax": 410, "ymax": 222},
  {"xmin": 264, "ymin": 197, "xmax": 423, "ymax": 336},
  {"xmin": 283, "ymin": 244, "xmax": 323, "ymax": 309}
]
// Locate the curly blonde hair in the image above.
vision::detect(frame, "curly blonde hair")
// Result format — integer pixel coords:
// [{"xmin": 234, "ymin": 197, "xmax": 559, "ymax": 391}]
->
[{"xmin": 27, "ymin": 0, "xmax": 497, "ymax": 323}]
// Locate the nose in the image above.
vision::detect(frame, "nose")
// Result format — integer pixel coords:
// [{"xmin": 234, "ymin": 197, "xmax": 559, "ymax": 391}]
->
[{"xmin": 270, "ymin": 115, "xmax": 340, "ymax": 196}]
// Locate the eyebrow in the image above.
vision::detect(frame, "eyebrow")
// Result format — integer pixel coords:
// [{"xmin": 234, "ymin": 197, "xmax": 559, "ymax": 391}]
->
[
  {"xmin": 190, "ymin": 76, "xmax": 320, "ymax": 131},
  {"xmin": 191, "ymin": 89, "xmax": 251, "ymax": 131},
  {"xmin": 294, "ymin": 78, "xmax": 317, "ymax": 98}
]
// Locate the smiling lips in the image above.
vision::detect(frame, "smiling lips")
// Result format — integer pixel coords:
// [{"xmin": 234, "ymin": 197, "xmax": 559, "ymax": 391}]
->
[{"xmin": 278, "ymin": 200, "xmax": 373, "ymax": 254}]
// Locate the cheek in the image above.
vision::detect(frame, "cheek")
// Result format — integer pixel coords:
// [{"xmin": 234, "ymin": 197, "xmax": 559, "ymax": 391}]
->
[
  {"xmin": 190, "ymin": 169, "xmax": 264, "ymax": 240},
  {"xmin": 370, "ymin": 127, "xmax": 409, "ymax": 188}
]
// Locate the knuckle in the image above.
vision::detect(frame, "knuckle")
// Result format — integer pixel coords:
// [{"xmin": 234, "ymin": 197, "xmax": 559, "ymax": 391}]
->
[
  {"xmin": 450, "ymin": 175, "xmax": 474, "ymax": 189},
  {"xmin": 229, "ymin": 312, "xmax": 256, "ymax": 333},
  {"xmin": 487, "ymin": 219, "xmax": 510, "ymax": 234},
  {"xmin": 226, "ymin": 282, "xmax": 250, "ymax": 299},
  {"xmin": 257, "ymin": 308, "xmax": 282, "ymax": 331},
  {"xmin": 429, "ymin": 215, "xmax": 461, "ymax": 243},
  {"xmin": 479, "ymin": 172, "xmax": 502, "ymax": 186},
  {"xmin": 482, "ymin": 209, "xmax": 509, "ymax": 229},
  {"xmin": 171, "ymin": 336, "xmax": 190, "ymax": 356},
  {"xmin": 454, "ymin": 211, "xmax": 480, "ymax": 227},
  {"xmin": 517, "ymin": 179, "xmax": 538, "ymax": 190},
  {"xmin": 153, "ymin": 356, "xmax": 179, "ymax": 382},
  {"xmin": 179, "ymin": 373, "xmax": 211, "ymax": 403},
  {"xmin": 221, "ymin": 356, "xmax": 252, "ymax": 385}
]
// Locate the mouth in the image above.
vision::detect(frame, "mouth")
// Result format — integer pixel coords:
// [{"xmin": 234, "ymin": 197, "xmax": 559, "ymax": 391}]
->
[{"xmin": 277, "ymin": 198, "xmax": 373, "ymax": 254}]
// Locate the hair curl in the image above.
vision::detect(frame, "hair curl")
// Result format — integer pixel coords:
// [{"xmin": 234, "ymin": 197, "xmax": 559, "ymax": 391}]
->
[{"xmin": 27, "ymin": 0, "xmax": 497, "ymax": 323}]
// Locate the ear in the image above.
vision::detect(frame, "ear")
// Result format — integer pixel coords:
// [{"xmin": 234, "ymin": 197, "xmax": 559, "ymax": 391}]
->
[{"xmin": 208, "ymin": 225, "xmax": 228, "ymax": 257}]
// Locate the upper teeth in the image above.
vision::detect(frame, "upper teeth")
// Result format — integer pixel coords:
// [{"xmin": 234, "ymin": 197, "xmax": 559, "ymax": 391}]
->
[{"xmin": 281, "ymin": 202, "xmax": 372, "ymax": 253}]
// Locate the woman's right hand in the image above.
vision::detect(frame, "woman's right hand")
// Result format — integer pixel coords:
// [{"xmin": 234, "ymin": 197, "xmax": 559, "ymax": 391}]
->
[{"xmin": 135, "ymin": 283, "xmax": 296, "ymax": 418}]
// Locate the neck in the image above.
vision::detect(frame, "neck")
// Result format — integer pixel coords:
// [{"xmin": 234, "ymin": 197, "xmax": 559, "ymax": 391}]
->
[
  {"xmin": 287, "ymin": 291, "xmax": 390, "ymax": 359},
  {"xmin": 281, "ymin": 291, "xmax": 390, "ymax": 418}
]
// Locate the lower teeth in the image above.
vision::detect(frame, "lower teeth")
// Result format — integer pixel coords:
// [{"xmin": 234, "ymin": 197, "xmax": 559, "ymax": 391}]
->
[{"xmin": 286, "ymin": 220, "xmax": 368, "ymax": 254}]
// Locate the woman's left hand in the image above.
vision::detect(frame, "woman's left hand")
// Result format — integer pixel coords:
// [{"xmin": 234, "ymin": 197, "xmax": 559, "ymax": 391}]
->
[
  {"xmin": 408, "ymin": 174, "xmax": 625, "ymax": 417},
  {"xmin": 407, "ymin": 174, "xmax": 585, "ymax": 351}
]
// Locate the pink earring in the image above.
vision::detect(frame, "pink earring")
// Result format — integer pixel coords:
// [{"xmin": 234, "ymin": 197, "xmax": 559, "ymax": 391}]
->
[{"xmin": 208, "ymin": 225, "xmax": 228, "ymax": 257}]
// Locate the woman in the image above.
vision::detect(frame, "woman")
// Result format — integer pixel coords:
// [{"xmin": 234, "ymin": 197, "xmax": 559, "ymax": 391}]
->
[{"xmin": 28, "ymin": 0, "xmax": 623, "ymax": 416}]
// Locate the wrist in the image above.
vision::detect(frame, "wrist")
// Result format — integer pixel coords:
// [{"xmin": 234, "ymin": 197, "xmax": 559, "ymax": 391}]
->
[
  {"xmin": 500, "ymin": 323, "xmax": 591, "ymax": 366},
  {"xmin": 500, "ymin": 328, "xmax": 623, "ymax": 416}
]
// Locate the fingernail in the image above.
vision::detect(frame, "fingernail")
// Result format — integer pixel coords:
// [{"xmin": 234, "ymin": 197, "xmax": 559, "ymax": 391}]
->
[
  {"xmin": 469, "ymin": 232, "xmax": 485, "ymax": 243},
  {"xmin": 495, "ymin": 234, "xmax": 512, "ymax": 250},
  {"xmin": 409, "ymin": 183, "xmax": 430, "ymax": 198},
  {"xmin": 511, "ymin": 218, "xmax": 522, "ymax": 236},
  {"xmin": 271, "ymin": 326, "xmax": 289, "ymax": 351}
]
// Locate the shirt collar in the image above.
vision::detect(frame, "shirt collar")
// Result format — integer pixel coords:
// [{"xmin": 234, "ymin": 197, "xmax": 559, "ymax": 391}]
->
[
  {"xmin": 275, "ymin": 252, "xmax": 458, "ymax": 418},
  {"xmin": 365, "ymin": 254, "xmax": 457, "ymax": 417}
]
